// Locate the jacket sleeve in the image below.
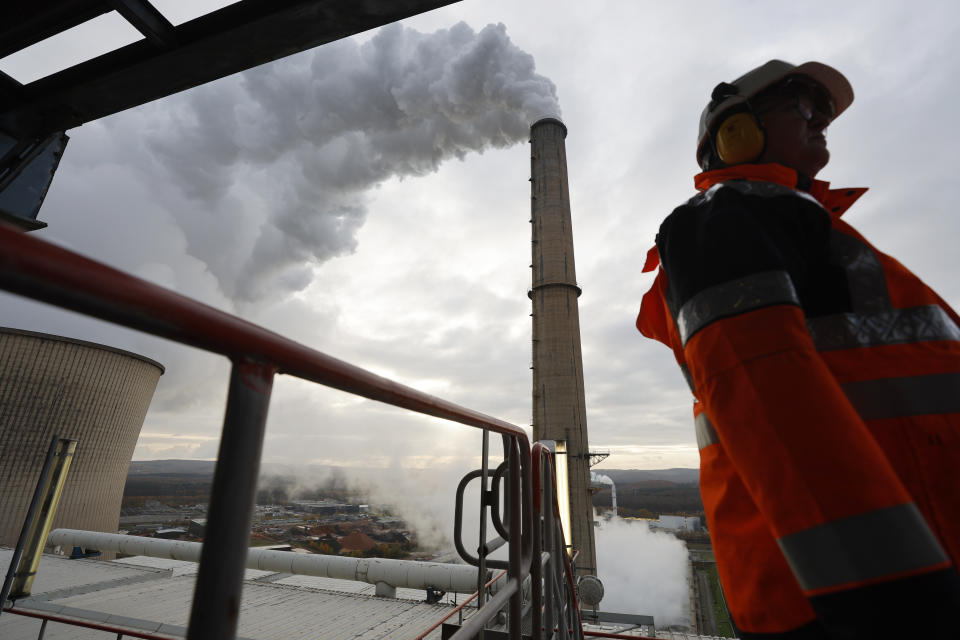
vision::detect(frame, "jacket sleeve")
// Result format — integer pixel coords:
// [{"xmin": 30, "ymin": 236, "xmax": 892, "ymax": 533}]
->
[{"xmin": 658, "ymin": 184, "xmax": 959, "ymax": 631}]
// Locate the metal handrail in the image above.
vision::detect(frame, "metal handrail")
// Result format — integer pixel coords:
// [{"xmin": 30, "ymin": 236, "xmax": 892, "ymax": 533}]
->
[
  {"xmin": 453, "ymin": 462, "xmax": 511, "ymax": 569},
  {"xmin": 531, "ymin": 443, "xmax": 584, "ymax": 640},
  {"xmin": 2, "ymin": 605, "xmax": 180, "ymax": 640},
  {"xmin": 412, "ymin": 570, "xmax": 509, "ymax": 640},
  {"xmin": 0, "ymin": 221, "xmax": 556, "ymax": 640},
  {"xmin": 0, "ymin": 224, "xmax": 525, "ymax": 439}
]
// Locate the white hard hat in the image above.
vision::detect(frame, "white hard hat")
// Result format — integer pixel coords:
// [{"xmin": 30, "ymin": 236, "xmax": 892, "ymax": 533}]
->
[{"xmin": 696, "ymin": 60, "xmax": 854, "ymax": 168}]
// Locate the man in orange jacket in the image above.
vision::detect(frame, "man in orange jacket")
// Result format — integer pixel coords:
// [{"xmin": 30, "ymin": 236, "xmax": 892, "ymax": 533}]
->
[{"xmin": 637, "ymin": 60, "xmax": 960, "ymax": 638}]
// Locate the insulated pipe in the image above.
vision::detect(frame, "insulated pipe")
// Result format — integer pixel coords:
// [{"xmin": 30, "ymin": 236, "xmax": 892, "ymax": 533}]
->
[{"xmin": 48, "ymin": 529, "xmax": 486, "ymax": 593}]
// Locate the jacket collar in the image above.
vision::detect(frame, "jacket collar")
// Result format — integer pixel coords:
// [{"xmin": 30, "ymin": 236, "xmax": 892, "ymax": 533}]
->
[
  {"xmin": 642, "ymin": 163, "xmax": 869, "ymax": 274},
  {"xmin": 693, "ymin": 163, "xmax": 868, "ymax": 219}
]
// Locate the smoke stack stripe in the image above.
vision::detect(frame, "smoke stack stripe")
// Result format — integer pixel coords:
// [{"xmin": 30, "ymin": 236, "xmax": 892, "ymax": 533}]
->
[{"xmin": 529, "ymin": 117, "xmax": 597, "ymax": 576}]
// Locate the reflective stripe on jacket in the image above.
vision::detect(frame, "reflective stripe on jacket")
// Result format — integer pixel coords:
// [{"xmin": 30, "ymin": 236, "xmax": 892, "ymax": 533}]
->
[{"xmin": 637, "ymin": 163, "xmax": 960, "ymax": 637}]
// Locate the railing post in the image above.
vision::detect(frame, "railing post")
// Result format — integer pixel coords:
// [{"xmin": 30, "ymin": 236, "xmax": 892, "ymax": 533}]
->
[
  {"xmin": 4, "ymin": 437, "xmax": 77, "ymax": 602},
  {"xmin": 187, "ymin": 358, "xmax": 276, "ymax": 640},
  {"xmin": 508, "ymin": 438, "xmax": 522, "ymax": 640},
  {"xmin": 477, "ymin": 428, "xmax": 489, "ymax": 620},
  {"xmin": 1, "ymin": 435, "xmax": 59, "ymax": 612},
  {"xmin": 542, "ymin": 452, "xmax": 555, "ymax": 639},
  {"xmin": 531, "ymin": 450, "xmax": 543, "ymax": 640}
]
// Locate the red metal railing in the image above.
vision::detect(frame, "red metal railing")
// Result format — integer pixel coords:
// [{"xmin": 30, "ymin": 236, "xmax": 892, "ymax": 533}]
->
[
  {"xmin": 413, "ymin": 570, "xmax": 509, "ymax": 640},
  {"xmin": 0, "ymin": 221, "xmax": 573, "ymax": 639},
  {"xmin": 531, "ymin": 444, "xmax": 584, "ymax": 640},
  {"xmin": 2, "ymin": 605, "xmax": 179, "ymax": 639}
]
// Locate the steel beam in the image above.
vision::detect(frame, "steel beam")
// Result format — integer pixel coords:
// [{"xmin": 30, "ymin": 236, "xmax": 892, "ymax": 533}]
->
[
  {"xmin": 0, "ymin": 0, "xmax": 460, "ymax": 138},
  {"xmin": 0, "ymin": 1, "xmax": 110, "ymax": 60},
  {"xmin": 108, "ymin": 0, "xmax": 178, "ymax": 49}
]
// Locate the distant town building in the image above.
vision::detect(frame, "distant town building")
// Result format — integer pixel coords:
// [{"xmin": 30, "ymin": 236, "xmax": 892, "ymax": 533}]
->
[
  {"xmin": 650, "ymin": 515, "xmax": 701, "ymax": 532},
  {"xmin": 188, "ymin": 519, "xmax": 207, "ymax": 538},
  {"xmin": 290, "ymin": 500, "xmax": 358, "ymax": 515}
]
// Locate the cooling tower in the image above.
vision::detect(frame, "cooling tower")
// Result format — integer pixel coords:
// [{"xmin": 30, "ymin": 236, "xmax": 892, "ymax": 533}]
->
[
  {"xmin": 529, "ymin": 117, "xmax": 597, "ymax": 576},
  {"xmin": 0, "ymin": 328, "xmax": 163, "ymax": 548}
]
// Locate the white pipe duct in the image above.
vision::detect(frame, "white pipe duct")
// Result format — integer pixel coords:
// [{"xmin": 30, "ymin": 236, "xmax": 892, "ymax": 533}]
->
[{"xmin": 49, "ymin": 529, "xmax": 486, "ymax": 594}]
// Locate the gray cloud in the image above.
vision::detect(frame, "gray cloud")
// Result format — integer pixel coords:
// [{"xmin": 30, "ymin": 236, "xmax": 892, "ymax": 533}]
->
[{"xmin": 14, "ymin": 0, "xmax": 960, "ymax": 476}]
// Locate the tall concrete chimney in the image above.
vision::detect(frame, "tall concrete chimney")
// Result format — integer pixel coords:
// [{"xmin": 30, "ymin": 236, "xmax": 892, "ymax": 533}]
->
[{"xmin": 529, "ymin": 117, "xmax": 596, "ymax": 576}]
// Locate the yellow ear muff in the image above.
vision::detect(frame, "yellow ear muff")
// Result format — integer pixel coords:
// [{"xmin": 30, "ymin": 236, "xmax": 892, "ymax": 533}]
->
[{"xmin": 715, "ymin": 112, "xmax": 764, "ymax": 165}]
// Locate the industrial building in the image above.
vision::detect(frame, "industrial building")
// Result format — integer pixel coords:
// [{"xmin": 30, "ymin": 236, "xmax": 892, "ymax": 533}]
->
[
  {"xmin": 290, "ymin": 500, "xmax": 359, "ymax": 516},
  {"xmin": 650, "ymin": 516, "xmax": 702, "ymax": 533},
  {"xmin": 0, "ymin": 328, "xmax": 163, "ymax": 548},
  {"xmin": 0, "ymin": 2, "xmax": 715, "ymax": 638}
]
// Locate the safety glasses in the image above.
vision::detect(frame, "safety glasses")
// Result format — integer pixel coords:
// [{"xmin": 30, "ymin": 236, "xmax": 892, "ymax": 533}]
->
[
  {"xmin": 792, "ymin": 88, "xmax": 835, "ymax": 123},
  {"xmin": 755, "ymin": 78, "xmax": 836, "ymax": 123}
]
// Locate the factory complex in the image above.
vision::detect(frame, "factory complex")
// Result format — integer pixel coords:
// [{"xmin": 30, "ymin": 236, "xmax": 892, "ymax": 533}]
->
[
  {"xmin": 0, "ymin": 112, "xmax": 723, "ymax": 638},
  {"xmin": 1, "ymin": 2, "xmax": 727, "ymax": 639}
]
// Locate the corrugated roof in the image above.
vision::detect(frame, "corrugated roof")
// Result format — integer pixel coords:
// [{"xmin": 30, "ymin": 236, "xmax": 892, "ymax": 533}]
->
[
  {"xmin": 114, "ymin": 555, "xmax": 276, "ymax": 580},
  {"xmin": 112, "ymin": 556, "xmax": 460, "ymax": 604},
  {"xmin": 273, "ymin": 573, "xmax": 454, "ymax": 604},
  {"xmin": 581, "ymin": 623, "xmax": 726, "ymax": 640},
  {"xmin": 0, "ymin": 548, "xmax": 457, "ymax": 639},
  {"xmin": 3, "ymin": 549, "xmax": 171, "ymax": 597},
  {"xmin": 1, "ymin": 548, "xmax": 725, "ymax": 640}
]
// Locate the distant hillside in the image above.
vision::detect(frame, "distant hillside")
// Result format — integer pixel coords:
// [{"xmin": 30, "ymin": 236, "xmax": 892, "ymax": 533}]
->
[
  {"xmin": 129, "ymin": 460, "xmax": 216, "ymax": 476},
  {"xmin": 591, "ymin": 468, "xmax": 702, "ymax": 516},
  {"xmin": 125, "ymin": 460, "xmax": 216, "ymax": 501},
  {"xmin": 129, "ymin": 462, "xmax": 699, "ymax": 483},
  {"xmin": 125, "ymin": 461, "xmax": 703, "ymax": 515},
  {"xmin": 596, "ymin": 468, "xmax": 699, "ymax": 486},
  {"xmin": 128, "ymin": 462, "xmax": 700, "ymax": 484}
]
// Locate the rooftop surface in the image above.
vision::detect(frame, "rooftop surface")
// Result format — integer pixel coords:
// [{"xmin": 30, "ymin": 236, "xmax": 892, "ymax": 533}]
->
[
  {"xmin": 0, "ymin": 548, "xmax": 457, "ymax": 639},
  {"xmin": 1, "ymin": 547, "xmax": 726, "ymax": 639}
]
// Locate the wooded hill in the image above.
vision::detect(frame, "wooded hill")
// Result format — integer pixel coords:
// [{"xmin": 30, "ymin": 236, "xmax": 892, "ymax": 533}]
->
[
  {"xmin": 124, "ymin": 461, "xmax": 705, "ymax": 516},
  {"xmin": 591, "ymin": 468, "xmax": 703, "ymax": 517}
]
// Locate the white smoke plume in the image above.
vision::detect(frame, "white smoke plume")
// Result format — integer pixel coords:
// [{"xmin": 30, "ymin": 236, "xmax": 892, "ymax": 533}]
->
[
  {"xmin": 258, "ymin": 461, "xmax": 495, "ymax": 557},
  {"xmin": 591, "ymin": 472, "xmax": 616, "ymax": 511},
  {"xmin": 257, "ymin": 465, "xmax": 691, "ymax": 620},
  {"xmin": 142, "ymin": 21, "xmax": 559, "ymax": 302},
  {"xmin": 595, "ymin": 517, "xmax": 690, "ymax": 627},
  {"xmin": 590, "ymin": 472, "xmax": 613, "ymax": 485}
]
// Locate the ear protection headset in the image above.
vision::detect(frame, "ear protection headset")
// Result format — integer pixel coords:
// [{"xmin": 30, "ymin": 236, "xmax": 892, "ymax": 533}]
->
[{"xmin": 709, "ymin": 82, "xmax": 765, "ymax": 166}]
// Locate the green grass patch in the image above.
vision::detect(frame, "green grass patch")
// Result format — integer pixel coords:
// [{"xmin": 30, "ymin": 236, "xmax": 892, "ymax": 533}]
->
[{"xmin": 703, "ymin": 564, "xmax": 735, "ymax": 638}]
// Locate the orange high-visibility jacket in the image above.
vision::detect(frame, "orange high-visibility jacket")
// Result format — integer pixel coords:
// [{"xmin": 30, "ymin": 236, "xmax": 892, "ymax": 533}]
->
[{"xmin": 638, "ymin": 163, "xmax": 960, "ymax": 638}]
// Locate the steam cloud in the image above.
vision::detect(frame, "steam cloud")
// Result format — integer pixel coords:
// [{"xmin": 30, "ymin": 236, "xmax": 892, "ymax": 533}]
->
[
  {"xmin": 590, "ymin": 473, "xmax": 688, "ymax": 625},
  {"xmin": 258, "ymin": 466, "xmax": 690, "ymax": 624},
  {"xmin": 591, "ymin": 472, "xmax": 613, "ymax": 485},
  {"xmin": 592, "ymin": 472, "xmax": 616, "ymax": 511},
  {"xmin": 258, "ymin": 463, "xmax": 487, "ymax": 556},
  {"xmin": 144, "ymin": 21, "xmax": 560, "ymax": 301},
  {"xmin": 595, "ymin": 517, "xmax": 690, "ymax": 627}
]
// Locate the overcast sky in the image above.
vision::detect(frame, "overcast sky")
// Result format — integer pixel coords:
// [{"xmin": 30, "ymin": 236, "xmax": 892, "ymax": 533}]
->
[{"xmin": 3, "ymin": 0, "xmax": 959, "ymax": 473}]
